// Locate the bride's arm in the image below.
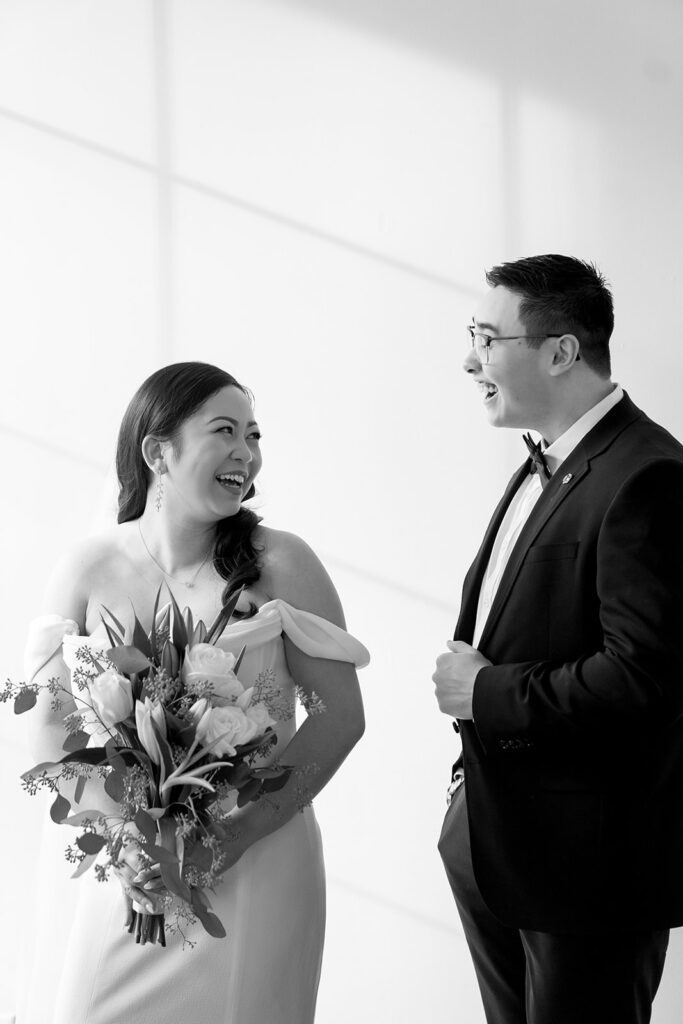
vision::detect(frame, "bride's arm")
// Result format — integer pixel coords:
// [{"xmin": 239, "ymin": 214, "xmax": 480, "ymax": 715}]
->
[
  {"xmin": 25, "ymin": 544, "xmax": 92, "ymax": 764},
  {"xmin": 220, "ymin": 530, "xmax": 365, "ymax": 868},
  {"xmin": 25, "ymin": 541, "xmax": 124, "ymax": 817}
]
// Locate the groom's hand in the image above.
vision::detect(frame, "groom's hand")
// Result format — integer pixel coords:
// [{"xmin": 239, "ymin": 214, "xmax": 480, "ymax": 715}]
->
[{"xmin": 432, "ymin": 641, "xmax": 492, "ymax": 720}]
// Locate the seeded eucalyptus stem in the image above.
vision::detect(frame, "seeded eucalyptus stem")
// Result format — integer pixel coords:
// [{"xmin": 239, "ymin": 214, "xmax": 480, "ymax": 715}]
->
[{"xmin": 126, "ymin": 906, "xmax": 167, "ymax": 947}]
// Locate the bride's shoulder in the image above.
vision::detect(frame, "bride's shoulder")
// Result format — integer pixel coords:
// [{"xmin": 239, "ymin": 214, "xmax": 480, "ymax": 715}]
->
[
  {"xmin": 43, "ymin": 525, "xmax": 133, "ymax": 620},
  {"xmin": 255, "ymin": 526, "xmax": 345, "ymax": 626},
  {"xmin": 256, "ymin": 526, "xmax": 315, "ymax": 571},
  {"xmin": 50, "ymin": 526, "xmax": 129, "ymax": 577}
]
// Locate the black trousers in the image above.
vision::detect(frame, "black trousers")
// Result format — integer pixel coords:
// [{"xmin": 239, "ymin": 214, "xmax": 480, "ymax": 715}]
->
[{"xmin": 438, "ymin": 787, "xmax": 669, "ymax": 1024}]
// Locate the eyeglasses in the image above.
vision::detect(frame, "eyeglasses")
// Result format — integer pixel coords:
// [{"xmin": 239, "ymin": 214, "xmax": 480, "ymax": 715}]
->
[{"xmin": 467, "ymin": 325, "xmax": 576, "ymax": 364}]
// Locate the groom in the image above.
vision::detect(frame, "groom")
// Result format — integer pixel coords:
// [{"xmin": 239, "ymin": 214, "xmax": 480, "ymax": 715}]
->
[{"xmin": 434, "ymin": 254, "xmax": 683, "ymax": 1024}]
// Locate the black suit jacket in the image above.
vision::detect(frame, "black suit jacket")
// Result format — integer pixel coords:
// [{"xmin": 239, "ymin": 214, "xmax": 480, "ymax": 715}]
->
[{"xmin": 450, "ymin": 393, "xmax": 683, "ymax": 933}]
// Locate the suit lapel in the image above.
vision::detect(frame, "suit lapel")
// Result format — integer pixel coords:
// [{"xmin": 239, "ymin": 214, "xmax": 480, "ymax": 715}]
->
[
  {"xmin": 455, "ymin": 461, "xmax": 530, "ymax": 641},
  {"xmin": 476, "ymin": 392, "xmax": 643, "ymax": 649}
]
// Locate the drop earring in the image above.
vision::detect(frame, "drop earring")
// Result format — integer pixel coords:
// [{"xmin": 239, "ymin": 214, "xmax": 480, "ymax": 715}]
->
[{"xmin": 155, "ymin": 463, "xmax": 165, "ymax": 511}]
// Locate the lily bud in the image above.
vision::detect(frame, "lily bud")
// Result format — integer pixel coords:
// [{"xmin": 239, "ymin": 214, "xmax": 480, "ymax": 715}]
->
[
  {"xmin": 160, "ymin": 639, "xmax": 180, "ymax": 677},
  {"xmin": 135, "ymin": 697, "xmax": 166, "ymax": 765}
]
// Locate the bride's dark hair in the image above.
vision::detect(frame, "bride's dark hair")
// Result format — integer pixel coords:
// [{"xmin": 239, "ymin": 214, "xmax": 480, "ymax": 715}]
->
[{"xmin": 116, "ymin": 361, "xmax": 262, "ymax": 603}]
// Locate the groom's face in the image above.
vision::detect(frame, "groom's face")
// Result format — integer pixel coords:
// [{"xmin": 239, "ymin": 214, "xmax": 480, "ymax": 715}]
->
[{"xmin": 464, "ymin": 285, "xmax": 553, "ymax": 430}]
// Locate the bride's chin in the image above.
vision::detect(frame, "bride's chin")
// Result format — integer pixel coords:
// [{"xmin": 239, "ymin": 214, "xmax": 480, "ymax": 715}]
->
[{"xmin": 210, "ymin": 499, "xmax": 242, "ymax": 520}]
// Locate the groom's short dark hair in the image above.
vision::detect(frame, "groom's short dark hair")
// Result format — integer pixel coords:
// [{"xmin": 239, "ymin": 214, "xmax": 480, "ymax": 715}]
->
[{"xmin": 485, "ymin": 254, "xmax": 614, "ymax": 378}]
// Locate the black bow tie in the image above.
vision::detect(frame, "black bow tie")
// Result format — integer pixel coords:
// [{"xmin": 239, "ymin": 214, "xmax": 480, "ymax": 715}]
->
[{"xmin": 523, "ymin": 433, "xmax": 551, "ymax": 488}]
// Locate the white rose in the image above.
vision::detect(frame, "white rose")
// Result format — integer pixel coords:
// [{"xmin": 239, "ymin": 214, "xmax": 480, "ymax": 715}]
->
[
  {"xmin": 194, "ymin": 704, "xmax": 260, "ymax": 756},
  {"xmin": 244, "ymin": 701, "xmax": 276, "ymax": 736},
  {"xmin": 90, "ymin": 668, "xmax": 134, "ymax": 729},
  {"xmin": 236, "ymin": 687, "xmax": 254, "ymax": 710},
  {"xmin": 182, "ymin": 644, "xmax": 244, "ymax": 702}
]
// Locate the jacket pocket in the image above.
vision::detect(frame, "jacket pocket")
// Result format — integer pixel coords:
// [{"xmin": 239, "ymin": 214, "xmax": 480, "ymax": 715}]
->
[{"xmin": 525, "ymin": 541, "xmax": 579, "ymax": 563}]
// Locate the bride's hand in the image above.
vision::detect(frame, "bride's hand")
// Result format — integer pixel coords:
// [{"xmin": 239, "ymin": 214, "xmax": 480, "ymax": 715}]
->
[{"xmin": 115, "ymin": 844, "xmax": 167, "ymax": 916}]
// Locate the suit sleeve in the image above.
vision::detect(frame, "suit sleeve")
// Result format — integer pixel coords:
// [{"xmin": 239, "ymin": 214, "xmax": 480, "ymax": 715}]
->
[{"xmin": 472, "ymin": 458, "xmax": 683, "ymax": 751}]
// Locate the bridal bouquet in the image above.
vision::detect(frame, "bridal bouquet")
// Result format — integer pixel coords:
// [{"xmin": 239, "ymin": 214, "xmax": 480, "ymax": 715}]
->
[{"xmin": 5, "ymin": 587, "xmax": 291, "ymax": 947}]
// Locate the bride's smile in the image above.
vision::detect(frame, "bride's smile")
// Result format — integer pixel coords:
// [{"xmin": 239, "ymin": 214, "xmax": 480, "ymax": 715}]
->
[{"xmin": 148, "ymin": 385, "xmax": 263, "ymax": 525}]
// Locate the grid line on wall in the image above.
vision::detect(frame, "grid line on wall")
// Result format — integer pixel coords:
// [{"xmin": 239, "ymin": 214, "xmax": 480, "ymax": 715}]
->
[
  {"xmin": 328, "ymin": 875, "xmax": 463, "ymax": 937},
  {"xmin": 0, "ymin": 422, "xmax": 107, "ymax": 474},
  {"xmin": 0, "ymin": 424, "xmax": 459, "ymax": 615},
  {"xmin": 0, "ymin": 104, "xmax": 478, "ymax": 300}
]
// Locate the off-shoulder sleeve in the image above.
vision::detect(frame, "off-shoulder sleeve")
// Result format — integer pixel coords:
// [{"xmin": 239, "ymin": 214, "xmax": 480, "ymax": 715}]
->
[
  {"xmin": 264, "ymin": 599, "xmax": 370, "ymax": 668},
  {"xmin": 24, "ymin": 615, "xmax": 80, "ymax": 683}
]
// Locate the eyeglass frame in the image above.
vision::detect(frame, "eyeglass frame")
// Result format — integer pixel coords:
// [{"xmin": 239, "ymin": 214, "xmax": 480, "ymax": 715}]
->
[{"xmin": 466, "ymin": 324, "xmax": 580, "ymax": 364}]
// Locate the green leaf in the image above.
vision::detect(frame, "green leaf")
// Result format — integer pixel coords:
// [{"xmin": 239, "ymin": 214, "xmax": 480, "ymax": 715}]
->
[
  {"xmin": 164, "ymin": 711, "xmax": 196, "ymax": 748},
  {"xmin": 139, "ymin": 842, "xmax": 179, "ymax": 865},
  {"xmin": 71, "ymin": 852, "xmax": 98, "ymax": 878},
  {"xmin": 21, "ymin": 761, "xmax": 61, "ymax": 781},
  {"xmin": 100, "ymin": 604, "xmax": 126, "ymax": 639},
  {"xmin": 60, "ymin": 747, "xmax": 110, "ymax": 766},
  {"xmin": 190, "ymin": 890, "xmax": 226, "ymax": 938},
  {"xmin": 165, "ymin": 585, "xmax": 189, "ymax": 650},
  {"xmin": 151, "ymin": 720, "xmax": 175, "ymax": 781},
  {"xmin": 62, "ymin": 730, "xmax": 91, "ymax": 753},
  {"xmin": 233, "ymin": 728, "xmax": 277, "ymax": 758},
  {"xmin": 14, "ymin": 688, "xmax": 37, "ymax": 714},
  {"xmin": 131, "ymin": 609, "xmax": 153, "ymax": 659},
  {"xmin": 63, "ymin": 809, "xmax": 108, "ymax": 827},
  {"xmin": 77, "ymin": 833, "xmax": 106, "ymax": 854},
  {"xmin": 107, "ymin": 645, "xmax": 152, "ymax": 675},
  {"xmin": 158, "ymin": 816, "xmax": 181, "ymax": 858},
  {"xmin": 253, "ymin": 764, "xmax": 291, "ymax": 780},
  {"xmin": 184, "ymin": 841, "xmax": 214, "ymax": 871},
  {"xmin": 260, "ymin": 771, "xmax": 292, "ymax": 795},
  {"xmin": 99, "ymin": 613, "xmax": 122, "ymax": 649},
  {"xmin": 183, "ymin": 606, "xmax": 194, "ymax": 642},
  {"xmin": 199, "ymin": 908, "xmax": 227, "ymax": 939},
  {"xmin": 226, "ymin": 761, "xmax": 252, "ymax": 787},
  {"xmin": 160, "ymin": 859, "xmax": 193, "ymax": 903},
  {"xmin": 104, "ymin": 771, "xmax": 125, "ymax": 802},
  {"xmin": 207, "ymin": 763, "xmax": 235, "ymax": 788},
  {"xmin": 149, "ymin": 584, "xmax": 164, "ymax": 661},
  {"xmin": 205, "ymin": 587, "xmax": 243, "ymax": 645},
  {"xmin": 134, "ymin": 809, "xmax": 158, "ymax": 845},
  {"xmin": 236, "ymin": 778, "xmax": 262, "ymax": 806},
  {"xmin": 104, "ymin": 739, "xmax": 126, "ymax": 774},
  {"xmin": 233, "ymin": 644, "xmax": 247, "ymax": 674},
  {"xmin": 50, "ymin": 793, "xmax": 71, "ymax": 823},
  {"xmin": 73, "ymin": 774, "xmax": 87, "ymax": 805}
]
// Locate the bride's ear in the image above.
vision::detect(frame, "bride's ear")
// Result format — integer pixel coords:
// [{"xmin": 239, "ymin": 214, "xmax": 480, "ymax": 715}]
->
[{"xmin": 141, "ymin": 435, "xmax": 168, "ymax": 475}]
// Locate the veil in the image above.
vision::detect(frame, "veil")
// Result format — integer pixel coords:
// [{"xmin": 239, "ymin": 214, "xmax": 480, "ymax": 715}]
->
[{"xmin": 89, "ymin": 462, "xmax": 119, "ymax": 533}]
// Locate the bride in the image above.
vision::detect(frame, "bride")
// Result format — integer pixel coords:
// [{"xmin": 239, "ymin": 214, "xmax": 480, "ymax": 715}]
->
[{"xmin": 21, "ymin": 361, "xmax": 368, "ymax": 1024}]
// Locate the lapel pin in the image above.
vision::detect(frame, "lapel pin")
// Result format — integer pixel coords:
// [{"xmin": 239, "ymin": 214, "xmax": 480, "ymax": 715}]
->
[{"xmin": 562, "ymin": 473, "xmax": 573, "ymax": 485}]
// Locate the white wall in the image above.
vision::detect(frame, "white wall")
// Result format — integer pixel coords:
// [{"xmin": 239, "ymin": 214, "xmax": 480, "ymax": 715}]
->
[{"xmin": 1, "ymin": 1, "xmax": 682, "ymax": 1021}]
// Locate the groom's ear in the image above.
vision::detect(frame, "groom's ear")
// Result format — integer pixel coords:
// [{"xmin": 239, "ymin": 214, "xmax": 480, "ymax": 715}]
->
[
  {"xmin": 141, "ymin": 434, "xmax": 169, "ymax": 473},
  {"xmin": 547, "ymin": 333, "xmax": 581, "ymax": 376}
]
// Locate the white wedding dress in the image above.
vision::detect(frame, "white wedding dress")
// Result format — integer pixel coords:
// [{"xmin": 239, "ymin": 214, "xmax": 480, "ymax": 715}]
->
[{"xmin": 17, "ymin": 600, "xmax": 369, "ymax": 1024}]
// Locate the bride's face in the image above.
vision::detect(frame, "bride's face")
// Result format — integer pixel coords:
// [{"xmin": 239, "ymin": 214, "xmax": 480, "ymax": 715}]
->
[{"xmin": 162, "ymin": 385, "xmax": 262, "ymax": 522}]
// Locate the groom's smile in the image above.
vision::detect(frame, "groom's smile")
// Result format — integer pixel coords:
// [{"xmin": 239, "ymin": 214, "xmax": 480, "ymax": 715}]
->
[
  {"xmin": 477, "ymin": 381, "xmax": 499, "ymax": 403},
  {"xmin": 464, "ymin": 285, "xmax": 554, "ymax": 432}
]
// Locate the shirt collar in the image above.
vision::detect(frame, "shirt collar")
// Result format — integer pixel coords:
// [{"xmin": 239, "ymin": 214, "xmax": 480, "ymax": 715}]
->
[{"xmin": 541, "ymin": 384, "xmax": 623, "ymax": 473}]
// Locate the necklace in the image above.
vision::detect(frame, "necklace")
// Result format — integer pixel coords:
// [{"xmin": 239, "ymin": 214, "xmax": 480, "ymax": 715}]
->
[{"xmin": 137, "ymin": 520, "xmax": 213, "ymax": 589}]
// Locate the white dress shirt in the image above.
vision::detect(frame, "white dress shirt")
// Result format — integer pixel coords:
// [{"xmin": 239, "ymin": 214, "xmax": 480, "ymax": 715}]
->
[{"xmin": 472, "ymin": 385, "xmax": 624, "ymax": 647}]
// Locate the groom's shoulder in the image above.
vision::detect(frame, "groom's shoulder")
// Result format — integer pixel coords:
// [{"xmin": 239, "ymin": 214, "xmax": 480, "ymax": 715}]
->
[{"xmin": 606, "ymin": 394, "xmax": 683, "ymax": 464}]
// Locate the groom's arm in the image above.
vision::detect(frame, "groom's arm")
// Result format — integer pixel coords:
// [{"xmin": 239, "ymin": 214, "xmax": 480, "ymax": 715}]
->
[{"xmin": 471, "ymin": 457, "xmax": 683, "ymax": 752}]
